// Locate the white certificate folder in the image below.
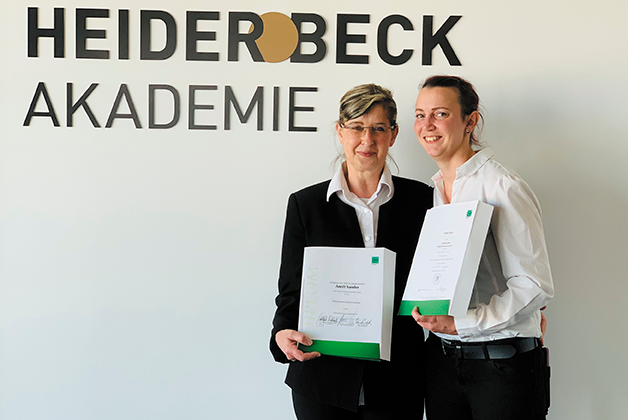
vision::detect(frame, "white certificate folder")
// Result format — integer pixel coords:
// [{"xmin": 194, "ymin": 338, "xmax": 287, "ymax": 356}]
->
[
  {"xmin": 298, "ymin": 247, "xmax": 396, "ymax": 361},
  {"xmin": 399, "ymin": 201, "xmax": 493, "ymax": 318}
]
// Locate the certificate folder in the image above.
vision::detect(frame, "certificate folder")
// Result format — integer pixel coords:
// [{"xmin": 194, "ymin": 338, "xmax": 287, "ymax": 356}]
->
[
  {"xmin": 399, "ymin": 201, "xmax": 493, "ymax": 318},
  {"xmin": 298, "ymin": 247, "xmax": 396, "ymax": 361}
]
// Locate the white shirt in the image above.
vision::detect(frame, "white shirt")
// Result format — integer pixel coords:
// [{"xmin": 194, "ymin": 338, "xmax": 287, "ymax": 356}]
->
[
  {"xmin": 326, "ymin": 165, "xmax": 394, "ymax": 405},
  {"xmin": 432, "ymin": 148, "xmax": 554, "ymax": 342},
  {"xmin": 326, "ymin": 164, "xmax": 394, "ymax": 248}
]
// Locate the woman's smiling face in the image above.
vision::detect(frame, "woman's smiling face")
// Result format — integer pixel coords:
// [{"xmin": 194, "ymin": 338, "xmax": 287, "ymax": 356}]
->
[
  {"xmin": 414, "ymin": 86, "xmax": 475, "ymax": 164},
  {"xmin": 337, "ymin": 104, "xmax": 397, "ymax": 175}
]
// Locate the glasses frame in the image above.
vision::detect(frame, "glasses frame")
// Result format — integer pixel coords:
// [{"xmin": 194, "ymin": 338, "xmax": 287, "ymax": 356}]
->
[{"xmin": 339, "ymin": 123, "xmax": 397, "ymax": 137}]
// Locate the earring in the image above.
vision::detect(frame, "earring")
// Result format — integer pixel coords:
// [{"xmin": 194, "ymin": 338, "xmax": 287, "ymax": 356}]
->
[{"xmin": 465, "ymin": 129, "xmax": 470, "ymax": 133}]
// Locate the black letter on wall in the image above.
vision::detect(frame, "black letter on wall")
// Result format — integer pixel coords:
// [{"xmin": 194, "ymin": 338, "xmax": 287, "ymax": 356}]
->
[
  {"xmin": 189, "ymin": 85, "xmax": 218, "ymax": 130},
  {"xmin": 106, "ymin": 84, "xmax": 142, "ymax": 128},
  {"xmin": 377, "ymin": 15, "xmax": 413, "ymax": 66},
  {"xmin": 141, "ymin": 10, "xmax": 177, "ymax": 60},
  {"xmin": 28, "ymin": 7, "xmax": 65, "ymax": 58},
  {"xmin": 422, "ymin": 15, "xmax": 462, "ymax": 66},
  {"xmin": 67, "ymin": 83, "xmax": 100, "ymax": 127},
  {"xmin": 273, "ymin": 87, "xmax": 280, "ymax": 132},
  {"xmin": 149, "ymin": 85, "xmax": 180, "ymax": 129},
  {"xmin": 119, "ymin": 10, "xmax": 129, "ymax": 60},
  {"xmin": 289, "ymin": 87, "xmax": 317, "ymax": 132},
  {"xmin": 186, "ymin": 11, "xmax": 220, "ymax": 61},
  {"xmin": 23, "ymin": 82, "xmax": 60, "ymax": 126},
  {"xmin": 336, "ymin": 14, "xmax": 369, "ymax": 64},
  {"xmin": 227, "ymin": 12, "xmax": 264, "ymax": 62},
  {"xmin": 224, "ymin": 86, "xmax": 264, "ymax": 130},
  {"xmin": 76, "ymin": 9, "xmax": 110, "ymax": 59},
  {"xmin": 290, "ymin": 13, "xmax": 327, "ymax": 63}
]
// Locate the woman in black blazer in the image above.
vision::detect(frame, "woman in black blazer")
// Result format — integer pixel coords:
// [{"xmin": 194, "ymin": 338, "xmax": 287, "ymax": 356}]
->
[{"xmin": 270, "ymin": 84, "xmax": 433, "ymax": 419}]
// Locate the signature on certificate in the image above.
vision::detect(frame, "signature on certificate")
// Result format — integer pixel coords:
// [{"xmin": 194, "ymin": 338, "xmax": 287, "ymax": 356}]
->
[{"xmin": 316, "ymin": 313, "xmax": 372, "ymax": 328}]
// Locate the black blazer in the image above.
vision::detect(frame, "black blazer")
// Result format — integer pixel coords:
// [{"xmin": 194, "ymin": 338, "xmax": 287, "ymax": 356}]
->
[{"xmin": 270, "ymin": 176, "xmax": 433, "ymax": 412}]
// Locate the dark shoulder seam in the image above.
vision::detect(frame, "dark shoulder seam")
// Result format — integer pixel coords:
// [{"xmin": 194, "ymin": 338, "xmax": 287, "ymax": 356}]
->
[
  {"xmin": 392, "ymin": 175, "xmax": 432, "ymax": 190},
  {"xmin": 292, "ymin": 179, "xmax": 332, "ymax": 198}
]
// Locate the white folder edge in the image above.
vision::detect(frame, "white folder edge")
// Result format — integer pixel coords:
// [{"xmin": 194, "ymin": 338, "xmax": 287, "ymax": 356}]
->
[{"xmin": 449, "ymin": 201, "xmax": 494, "ymax": 317}]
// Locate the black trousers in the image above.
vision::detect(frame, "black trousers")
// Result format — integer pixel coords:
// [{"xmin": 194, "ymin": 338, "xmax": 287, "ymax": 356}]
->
[
  {"xmin": 292, "ymin": 391, "xmax": 418, "ymax": 420},
  {"xmin": 424, "ymin": 334, "xmax": 548, "ymax": 420}
]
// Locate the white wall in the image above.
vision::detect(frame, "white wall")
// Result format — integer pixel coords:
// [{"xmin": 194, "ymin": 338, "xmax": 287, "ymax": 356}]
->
[{"xmin": 1, "ymin": 1, "xmax": 626, "ymax": 419}]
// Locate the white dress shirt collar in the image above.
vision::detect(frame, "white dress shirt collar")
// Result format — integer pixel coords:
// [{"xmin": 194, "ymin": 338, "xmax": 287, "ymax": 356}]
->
[
  {"xmin": 431, "ymin": 147, "xmax": 494, "ymax": 184},
  {"xmin": 325, "ymin": 164, "xmax": 394, "ymax": 248},
  {"xmin": 327, "ymin": 164, "xmax": 394, "ymax": 203}
]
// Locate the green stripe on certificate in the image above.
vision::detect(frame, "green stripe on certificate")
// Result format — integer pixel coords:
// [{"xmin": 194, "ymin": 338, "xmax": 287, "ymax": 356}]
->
[
  {"xmin": 300, "ymin": 340, "xmax": 380, "ymax": 360},
  {"xmin": 398, "ymin": 299, "xmax": 450, "ymax": 316}
]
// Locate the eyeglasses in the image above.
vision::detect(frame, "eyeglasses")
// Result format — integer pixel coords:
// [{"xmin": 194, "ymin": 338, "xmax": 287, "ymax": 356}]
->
[{"xmin": 340, "ymin": 124, "xmax": 396, "ymax": 137}]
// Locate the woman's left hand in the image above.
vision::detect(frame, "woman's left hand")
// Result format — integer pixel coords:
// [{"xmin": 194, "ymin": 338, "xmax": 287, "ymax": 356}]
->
[{"xmin": 411, "ymin": 306, "xmax": 458, "ymax": 335}]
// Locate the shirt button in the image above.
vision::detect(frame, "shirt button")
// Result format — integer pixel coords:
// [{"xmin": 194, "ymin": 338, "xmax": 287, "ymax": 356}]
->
[
  {"xmin": 363, "ymin": 208, "xmax": 371, "ymax": 214},
  {"xmin": 365, "ymin": 235, "xmax": 372, "ymax": 242}
]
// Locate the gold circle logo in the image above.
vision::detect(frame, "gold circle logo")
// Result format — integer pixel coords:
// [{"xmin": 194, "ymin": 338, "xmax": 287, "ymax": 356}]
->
[{"xmin": 250, "ymin": 12, "xmax": 299, "ymax": 63}]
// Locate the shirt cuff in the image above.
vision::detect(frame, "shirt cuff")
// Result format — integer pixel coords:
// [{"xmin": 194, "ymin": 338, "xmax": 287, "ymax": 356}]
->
[{"xmin": 454, "ymin": 312, "xmax": 482, "ymax": 340}]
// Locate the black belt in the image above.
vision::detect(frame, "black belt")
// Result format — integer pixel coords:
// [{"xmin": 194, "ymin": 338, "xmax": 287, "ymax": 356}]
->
[{"xmin": 440, "ymin": 337, "xmax": 540, "ymax": 360}]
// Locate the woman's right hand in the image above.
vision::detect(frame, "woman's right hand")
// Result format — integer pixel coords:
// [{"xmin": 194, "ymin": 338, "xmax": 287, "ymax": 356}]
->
[{"xmin": 275, "ymin": 329, "xmax": 321, "ymax": 362}]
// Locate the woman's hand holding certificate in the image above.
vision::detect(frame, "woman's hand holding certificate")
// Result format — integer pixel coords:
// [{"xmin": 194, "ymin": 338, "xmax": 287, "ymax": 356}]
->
[
  {"xmin": 411, "ymin": 307, "xmax": 458, "ymax": 335},
  {"xmin": 275, "ymin": 329, "xmax": 321, "ymax": 362}
]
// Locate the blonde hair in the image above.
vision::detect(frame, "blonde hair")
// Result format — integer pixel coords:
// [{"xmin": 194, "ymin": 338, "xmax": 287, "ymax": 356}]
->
[
  {"xmin": 333, "ymin": 84, "xmax": 399, "ymax": 172},
  {"xmin": 338, "ymin": 84, "xmax": 397, "ymax": 127}
]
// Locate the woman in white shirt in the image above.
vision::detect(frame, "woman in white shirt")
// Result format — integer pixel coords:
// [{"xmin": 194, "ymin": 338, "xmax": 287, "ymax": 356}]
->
[{"xmin": 411, "ymin": 75, "xmax": 554, "ymax": 420}]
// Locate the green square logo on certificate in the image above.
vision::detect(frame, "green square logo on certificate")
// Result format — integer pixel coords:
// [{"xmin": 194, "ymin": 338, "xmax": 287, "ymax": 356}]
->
[
  {"xmin": 298, "ymin": 247, "xmax": 396, "ymax": 361},
  {"xmin": 399, "ymin": 201, "xmax": 493, "ymax": 318}
]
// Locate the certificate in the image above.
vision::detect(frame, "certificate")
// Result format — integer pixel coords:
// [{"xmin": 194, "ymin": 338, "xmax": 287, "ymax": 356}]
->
[
  {"xmin": 399, "ymin": 201, "xmax": 493, "ymax": 318},
  {"xmin": 298, "ymin": 247, "xmax": 396, "ymax": 361}
]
